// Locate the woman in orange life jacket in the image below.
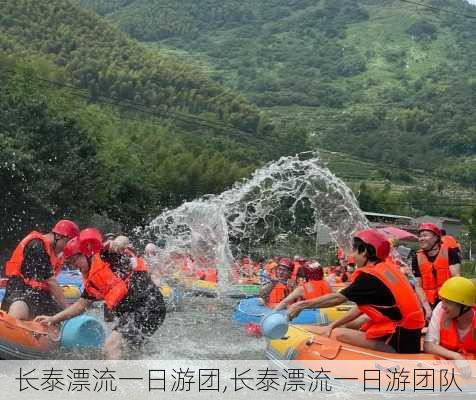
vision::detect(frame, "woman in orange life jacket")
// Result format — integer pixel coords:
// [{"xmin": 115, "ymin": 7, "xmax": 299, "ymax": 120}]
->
[
  {"xmin": 259, "ymin": 258, "xmax": 295, "ymax": 306},
  {"xmin": 273, "ymin": 261, "xmax": 332, "ymax": 311},
  {"xmin": 412, "ymin": 223, "xmax": 461, "ymax": 323},
  {"xmin": 423, "ymin": 277, "xmax": 476, "ymax": 378},
  {"xmin": 1, "ymin": 219, "xmax": 79, "ymax": 320},
  {"xmin": 288, "ymin": 229, "xmax": 425, "ymax": 353},
  {"xmin": 35, "ymin": 228, "xmax": 166, "ymax": 359}
]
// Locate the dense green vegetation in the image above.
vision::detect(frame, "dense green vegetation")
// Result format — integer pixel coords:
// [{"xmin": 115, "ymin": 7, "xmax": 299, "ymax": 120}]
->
[
  {"xmin": 78, "ymin": 0, "xmax": 476, "ymax": 187},
  {"xmin": 0, "ymin": 0, "xmax": 309, "ymax": 249},
  {"xmin": 1, "ymin": 0, "xmax": 475, "ymax": 257}
]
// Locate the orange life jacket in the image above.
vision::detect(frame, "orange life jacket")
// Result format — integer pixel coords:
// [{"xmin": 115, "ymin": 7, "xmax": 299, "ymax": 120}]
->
[
  {"xmin": 352, "ymin": 261, "xmax": 425, "ymax": 339},
  {"xmin": 440, "ymin": 307, "xmax": 476, "ymax": 355},
  {"xmin": 416, "ymin": 245, "xmax": 451, "ymax": 305},
  {"xmin": 441, "ymin": 235, "xmax": 461, "ymax": 250},
  {"xmin": 204, "ymin": 268, "xmax": 217, "ymax": 283},
  {"xmin": 301, "ymin": 280, "xmax": 332, "ymax": 300},
  {"xmin": 267, "ymin": 282, "xmax": 289, "ymax": 306},
  {"xmin": 83, "ymin": 254, "xmax": 129, "ymax": 310},
  {"xmin": 124, "ymin": 248, "xmax": 148, "ymax": 272},
  {"xmin": 4, "ymin": 231, "xmax": 63, "ymax": 291}
]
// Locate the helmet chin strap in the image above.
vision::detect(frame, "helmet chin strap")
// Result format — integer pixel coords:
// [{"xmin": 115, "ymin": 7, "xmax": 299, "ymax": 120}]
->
[
  {"xmin": 52, "ymin": 233, "xmax": 60, "ymax": 250},
  {"xmin": 427, "ymin": 237, "xmax": 441, "ymax": 254}
]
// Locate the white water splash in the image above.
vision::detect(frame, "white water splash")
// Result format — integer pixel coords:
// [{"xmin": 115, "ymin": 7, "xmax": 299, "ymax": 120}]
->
[{"xmin": 142, "ymin": 152, "xmax": 368, "ymax": 289}]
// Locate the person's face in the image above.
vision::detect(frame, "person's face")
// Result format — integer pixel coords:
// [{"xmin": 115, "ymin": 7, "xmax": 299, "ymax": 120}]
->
[
  {"xmin": 69, "ymin": 254, "xmax": 90, "ymax": 277},
  {"xmin": 352, "ymin": 248, "xmax": 367, "ymax": 268},
  {"xmin": 441, "ymin": 298, "xmax": 462, "ymax": 319},
  {"xmin": 419, "ymin": 230, "xmax": 439, "ymax": 251},
  {"xmin": 54, "ymin": 235, "xmax": 70, "ymax": 253},
  {"xmin": 276, "ymin": 265, "xmax": 291, "ymax": 280}
]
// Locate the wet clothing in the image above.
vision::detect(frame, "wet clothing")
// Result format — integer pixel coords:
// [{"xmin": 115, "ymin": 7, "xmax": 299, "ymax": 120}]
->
[
  {"xmin": 341, "ymin": 271, "xmax": 423, "ymax": 353},
  {"xmin": 1, "ymin": 239, "xmax": 62, "ymax": 317},
  {"xmin": 81, "ymin": 249, "xmax": 166, "ymax": 346},
  {"xmin": 411, "ymin": 248, "xmax": 461, "ymax": 278},
  {"xmin": 82, "ymin": 271, "xmax": 166, "ymax": 346}
]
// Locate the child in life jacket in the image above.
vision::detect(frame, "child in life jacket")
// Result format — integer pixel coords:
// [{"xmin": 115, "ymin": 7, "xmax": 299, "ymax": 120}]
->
[{"xmin": 424, "ymin": 277, "xmax": 475, "ymax": 378}]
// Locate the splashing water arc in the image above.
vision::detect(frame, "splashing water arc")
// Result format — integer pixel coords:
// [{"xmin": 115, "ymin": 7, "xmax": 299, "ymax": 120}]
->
[{"xmin": 145, "ymin": 151, "xmax": 369, "ymax": 285}]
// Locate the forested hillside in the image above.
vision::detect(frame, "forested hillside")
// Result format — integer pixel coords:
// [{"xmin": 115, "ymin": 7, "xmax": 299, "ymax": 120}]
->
[
  {"xmin": 77, "ymin": 0, "xmax": 476, "ymax": 186},
  {"xmin": 0, "ymin": 0, "xmax": 302, "ymax": 249}
]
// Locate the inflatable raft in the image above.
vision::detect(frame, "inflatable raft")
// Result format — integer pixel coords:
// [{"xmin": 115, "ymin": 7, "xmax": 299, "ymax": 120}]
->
[
  {"xmin": 0, "ymin": 274, "xmax": 82, "ymax": 305},
  {"xmin": 0, "ymin": 311, "xmax": 105, "ymax": 359},
  {"xmin": 233, "ymin": 297, "xmax": 352, "ymax": 325},
  {"xmin": 159, "ymin": 284, "xmax": 183, "ymax": 311},
  {"xmin": 266, "ymin": 324, "xmax": 476, "ymax": 388}
]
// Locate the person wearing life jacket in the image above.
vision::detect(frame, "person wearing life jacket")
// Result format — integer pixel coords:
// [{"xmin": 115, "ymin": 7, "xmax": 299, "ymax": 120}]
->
[
  {"xmin": 259, "ymin": 258, "xmax": 294, "ymax": 306},
  {"xmin": 204, "ymin": 268, "xmax": 218, "ymax": 283},
  {"xmin": 274, "ymin": 261, "xmax": 332, "ymax": 311},
  {"xmin": 291, "ymin": 256, "xmax": 306, "ymax": 281},
  {"xmin": 412, "ymin": 223, "xmax": 461, "ymax": 316},
  {"xmin": 35, "ymin": 228, "xmax": 166, "ymax": 359},
  {"xmin": 424, "ymin": 277, "xmax": 475, "ymax": 377},
  {"xmin": 289, "ymin": 229, "xmax": 425, "ymax": 353},
  {"xmin": 101, "ymin": 235, "xmax": 149, "ymax": 322},
  {"xmin": 1, "ymin": 219, "xmax": 80, "ymax": 320},
  {"xmin": 440, "ymin": 228, "xmax": 462, "ymax": 252}
]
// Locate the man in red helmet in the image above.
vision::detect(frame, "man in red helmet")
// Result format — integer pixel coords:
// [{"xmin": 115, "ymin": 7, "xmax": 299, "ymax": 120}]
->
[
  {"xmin": 1, "ymin": 219, "xmax": 79, "ymax": 320},
  {"xmin": 288, "ymin": 229, "xmax": 425, "ymax": 353},
  {"xmin": 412, "ymin": 223, "xmax": 461, "ymax": 313},
  {"xmin": 259, "ymin": 258, "xmax": 295, "ymax": 306},
  {"xmin": 36, "ymin": 228, "xmax": 166, "ymax": 359}
]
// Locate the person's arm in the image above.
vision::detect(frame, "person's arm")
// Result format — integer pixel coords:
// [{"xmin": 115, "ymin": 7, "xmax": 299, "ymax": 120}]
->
[
  {"xmin": 449, "ymin": 264, "xmax": 461, "ymax": 276},
  {"xmin": 288, "ymin": 292, "xmax": 347, "ymax": 320},
  {"xmin": 35, "ymin": 298, "xmax": 93, "ymax": 325},
  {"xmin": 423, "ymin": 341, "xmax": 466, "ymax": 360},
  {"xmin": 414, "ymin": 277, "xmax": 433, "ymax": 321},
  {"xmin": 328, "ymin": 305, "xmax": 363, "ymax": 330},
  {"xmin": 448, "ymin": 247, "xmax": 461, "ymax": 276},
  {"xmin": 47, "ymin": 277, "xmax": 69, "ymax": 309}
]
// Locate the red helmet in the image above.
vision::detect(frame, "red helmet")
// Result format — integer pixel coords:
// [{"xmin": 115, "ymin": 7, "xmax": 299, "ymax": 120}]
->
[
  {"xmin": 63, "ymin": 237, "xmax": 81, "ymax": 258},
  {"xmin": 355, "ymin": 229, "xmax": 390, "ymax": 261},
  {"xmin": 418, "ymin": 223, "xmax": 441, "ymax": 237},
  {"xmin": 278, "ymin": 258, "xmax": 293, "ymax": 270},
  {"xmin": 78, "ymin": 228, "xmax": 103, "ymax": 257},
  {"xmin": 52, "ymin": 219, "xmax": 80, "ymax": 238}
]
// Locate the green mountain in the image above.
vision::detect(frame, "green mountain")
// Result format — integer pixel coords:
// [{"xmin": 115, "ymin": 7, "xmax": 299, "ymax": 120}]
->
[
  {"xmin": 0, "ymin": 0, "xmax": 303, "ymax": 247},
  {"xmin": 77, "ymin": 0, "xmax": 476, "ymax": 187}
]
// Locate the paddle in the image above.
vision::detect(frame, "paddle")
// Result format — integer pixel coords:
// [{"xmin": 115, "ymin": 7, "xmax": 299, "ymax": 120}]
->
[{"xmin": 305, "ymin": 335, "xmax": 342, "ymax": 359}]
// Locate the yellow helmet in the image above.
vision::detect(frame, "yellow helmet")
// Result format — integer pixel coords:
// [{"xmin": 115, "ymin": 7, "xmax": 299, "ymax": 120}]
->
[{"xmin": 438, "ymin": 277, "xmax": 476, "ymax": 307}]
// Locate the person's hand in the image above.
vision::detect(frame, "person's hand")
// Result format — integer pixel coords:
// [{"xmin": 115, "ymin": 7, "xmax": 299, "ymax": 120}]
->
[
  {"xmin": 288, "ymin": 302, "xmax": 305, "ymax": 320},
  {"xmin": 34, "ymin": 315, "xmax": 56, "ymax": 326},
  {"xmin": 454, "ymin": 354, "xmax": 472, "ymax": 379}
]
